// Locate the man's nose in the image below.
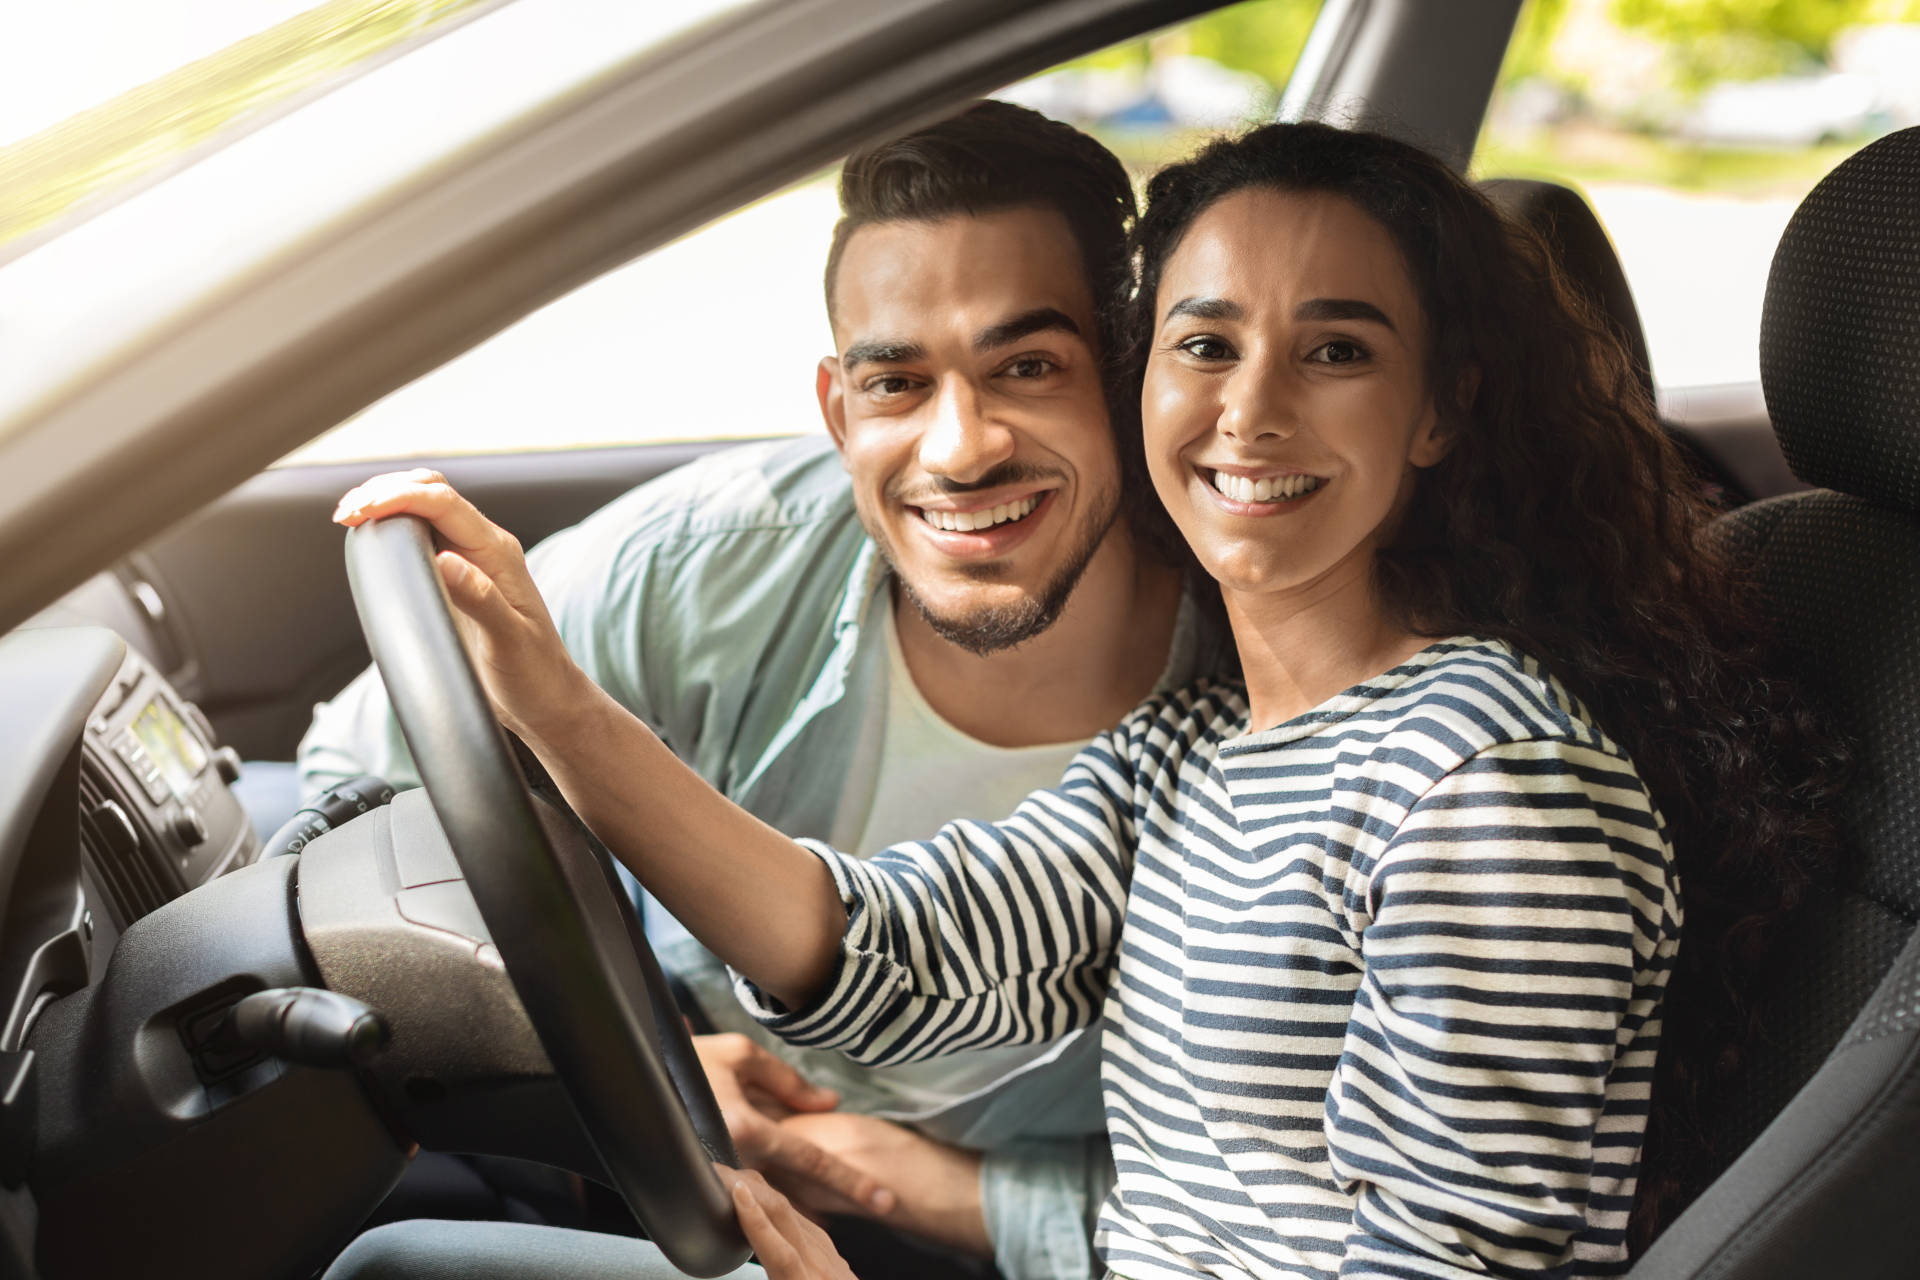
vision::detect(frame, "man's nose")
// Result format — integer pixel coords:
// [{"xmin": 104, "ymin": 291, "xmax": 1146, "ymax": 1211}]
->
[
  {"xmin": 918, "ymin": 377, "xmax": 1014, "ymax": 481},
  {"xmin": 1219, "ymin": 364, "xmax": 1298, "ymax": 443}
]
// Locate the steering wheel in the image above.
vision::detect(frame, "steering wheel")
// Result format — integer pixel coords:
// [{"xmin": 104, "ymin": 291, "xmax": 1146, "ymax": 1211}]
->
[{"xmin": 344, "ymin": 514, "xmax": 750, "ymax": 1277}]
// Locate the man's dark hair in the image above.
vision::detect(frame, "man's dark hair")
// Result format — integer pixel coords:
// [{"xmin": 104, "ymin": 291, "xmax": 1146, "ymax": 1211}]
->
[{"xmin": 823, "ymin": 100, "xmax": 1136, "ymax": 354}]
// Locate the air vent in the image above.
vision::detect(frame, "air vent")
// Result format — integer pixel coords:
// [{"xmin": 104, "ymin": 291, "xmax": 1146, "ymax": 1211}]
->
[{"xmin": 78, "ymin": 750, "xmax": 173, "ymax": 925}]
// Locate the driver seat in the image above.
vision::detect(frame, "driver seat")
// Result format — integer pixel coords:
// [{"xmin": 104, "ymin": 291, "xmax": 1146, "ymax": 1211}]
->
[{"xmin": 1631, "ymin": 126, "xmax": 1920, "ymax": 1277}]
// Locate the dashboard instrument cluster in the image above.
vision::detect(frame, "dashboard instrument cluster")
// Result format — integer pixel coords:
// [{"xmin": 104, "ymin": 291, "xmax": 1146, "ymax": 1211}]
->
[{"xmin": 78, "ymin": 645, "xmax": 257, "ymax": 932}]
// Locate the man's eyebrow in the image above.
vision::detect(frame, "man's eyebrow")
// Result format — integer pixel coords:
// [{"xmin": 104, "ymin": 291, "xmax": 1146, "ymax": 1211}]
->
[
  {"xmin": 841, "ymin": 339, "xmax": 925, "ymax": 372},
  {"xmin": 1163, "ymin": 296, "xmax": 1241, "ymax": 323},
  {"xmin": 1295, "ymin": 297, "xmax": 1396, "ymax": 331},
  {"xmin": 974, "ymin": 307, "xmax": 1081, "ymax": 353}
]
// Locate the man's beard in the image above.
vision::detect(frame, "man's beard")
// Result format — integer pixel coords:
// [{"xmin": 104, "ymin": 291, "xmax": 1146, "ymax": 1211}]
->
[{"xmin": 876, "ymin": 470, "xmax": 1120, "ymax": 658}]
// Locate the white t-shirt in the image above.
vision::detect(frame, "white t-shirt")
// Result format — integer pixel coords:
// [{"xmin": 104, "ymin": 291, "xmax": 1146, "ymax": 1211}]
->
[{"xmin": 824, "ymin": 606, "xmax": 1092, "ymax": 1118}]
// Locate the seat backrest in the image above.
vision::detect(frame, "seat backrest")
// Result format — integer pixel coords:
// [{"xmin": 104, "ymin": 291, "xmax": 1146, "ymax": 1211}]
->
[
  {"xmin": 1481, "ymin": 177, "xmax": 1748, "ymax": 504},
  {"xmin": 1632, "ymin": 126, "xmax": 1920, "ymax": 1278},
  {"xmin": 1479, "ymin": 177, "xmax": 1656, "ymax": 407}
]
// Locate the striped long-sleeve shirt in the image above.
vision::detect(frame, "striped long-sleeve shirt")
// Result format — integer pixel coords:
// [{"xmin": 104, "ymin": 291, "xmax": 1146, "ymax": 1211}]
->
[{"xmin": 737, "ymin": 637, "xmax": 1682, "ymax": 1280}]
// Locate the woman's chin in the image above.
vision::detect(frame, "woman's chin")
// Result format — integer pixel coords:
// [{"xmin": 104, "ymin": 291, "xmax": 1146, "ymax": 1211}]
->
[{"xmin": 1195, "ymin": 546, "xmax": 1312, "ymax": 601}]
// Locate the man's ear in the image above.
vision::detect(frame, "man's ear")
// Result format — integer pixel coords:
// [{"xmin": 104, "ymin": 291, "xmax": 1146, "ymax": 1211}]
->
[{"xmin": 817, "ymin": 357, "xmax": 849, "ymax": 454}]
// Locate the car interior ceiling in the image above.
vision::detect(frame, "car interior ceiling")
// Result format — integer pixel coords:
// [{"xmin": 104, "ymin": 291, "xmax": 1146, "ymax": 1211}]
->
[{"xmin": 6, "ymin": 0, "xmax": 1919, "ymax": 1276}]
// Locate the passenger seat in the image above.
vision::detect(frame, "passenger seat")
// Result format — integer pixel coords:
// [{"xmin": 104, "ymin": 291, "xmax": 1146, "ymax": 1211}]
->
[{"xmin": 1479, "ymin": 177, "xmax": 1743, "ymax": 505}]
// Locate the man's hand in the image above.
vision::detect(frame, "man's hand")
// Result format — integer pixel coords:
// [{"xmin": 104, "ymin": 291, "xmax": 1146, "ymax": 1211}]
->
[
  {"xmin": 770, "ymin": 1112, "xmax": 991, "ymax": 1257},
  {"xmin": 697, "ymin": 1034, "xmax": 896, "ymax": 1219},
  {"xmin": 719, "ymin": 1167, "xmax": 859, "ymax": 1280}
]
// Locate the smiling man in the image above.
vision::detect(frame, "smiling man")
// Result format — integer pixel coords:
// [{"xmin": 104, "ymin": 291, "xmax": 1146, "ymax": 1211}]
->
[{"xmin": 299, "ymin": 101, "xmax": 1224, "ymax": 1280}]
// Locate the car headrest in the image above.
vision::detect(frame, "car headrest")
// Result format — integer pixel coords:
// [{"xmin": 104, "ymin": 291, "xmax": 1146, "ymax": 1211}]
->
[
  {"xmin": 1761, "ymin": 126, "xmax": 1920, "ymax": 511},
  {"xmin": 1479, "ymin": 178, "xmax": 1655, "ymax": 409}
]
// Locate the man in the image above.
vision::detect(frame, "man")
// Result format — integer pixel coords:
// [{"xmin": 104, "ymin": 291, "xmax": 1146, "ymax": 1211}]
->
[{"xmin": 301, "ymin": 101, "xmax": 1223, "ymax": 1280}]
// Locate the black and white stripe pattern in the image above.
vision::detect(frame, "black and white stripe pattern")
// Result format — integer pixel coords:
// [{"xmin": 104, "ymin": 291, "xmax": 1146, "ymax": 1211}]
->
[{"xmin": 740, "ymin": 638, "xmax": 1680, "ymax": 1280}]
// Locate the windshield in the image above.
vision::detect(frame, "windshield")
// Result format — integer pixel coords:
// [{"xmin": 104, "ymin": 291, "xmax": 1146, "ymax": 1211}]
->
[{"xmin": 0, "ymin": 1, "xmax": 528, "ymax": 260}]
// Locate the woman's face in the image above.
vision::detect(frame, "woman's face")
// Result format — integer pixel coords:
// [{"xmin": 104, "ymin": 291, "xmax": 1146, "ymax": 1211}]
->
[{"xmin": 1142, "ymin": 187, "xmax": 1449, "ymax": 610}]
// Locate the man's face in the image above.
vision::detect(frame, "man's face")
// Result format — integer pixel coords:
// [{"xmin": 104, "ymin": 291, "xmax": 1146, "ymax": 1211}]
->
[{"xmin": 818, "ymin": 207, "xmax": 1121, "ymax": 655}]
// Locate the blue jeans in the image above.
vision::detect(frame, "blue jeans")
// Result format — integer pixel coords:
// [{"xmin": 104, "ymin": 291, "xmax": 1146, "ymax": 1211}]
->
[{"xmin": 325, "ymin": 1221, "xmax": 766, "ymax": 1280}]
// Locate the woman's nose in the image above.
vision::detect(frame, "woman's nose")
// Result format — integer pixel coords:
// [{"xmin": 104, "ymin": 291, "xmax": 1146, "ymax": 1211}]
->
[{"xmin": 1219, "ymin": 366, "xmax": 1297, "ymax": 442}]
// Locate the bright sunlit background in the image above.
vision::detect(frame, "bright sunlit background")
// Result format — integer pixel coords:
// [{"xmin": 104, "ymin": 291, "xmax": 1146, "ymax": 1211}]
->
[{"xmin": 4, "ymin": 0, "xmax": 1918, "ymax": 465}]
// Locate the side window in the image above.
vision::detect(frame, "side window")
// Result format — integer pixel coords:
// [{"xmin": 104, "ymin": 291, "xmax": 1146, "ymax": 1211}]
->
[
  {"xmin": 1476, "ymin": 0, "xmax": 1920, "ymax": 395},
  {"xmin": 285, "ymin": 181, "xmax": 844, "ymax": 464},
  {"xmin": 285, "ymin": 0, "xmax": 1321, "ymax": 465}
]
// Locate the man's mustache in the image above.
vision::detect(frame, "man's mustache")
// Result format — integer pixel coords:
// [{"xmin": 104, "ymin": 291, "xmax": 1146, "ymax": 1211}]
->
[{"xmin": 888, "ymin": 463, "xmax": 1061, "ymax": 505}]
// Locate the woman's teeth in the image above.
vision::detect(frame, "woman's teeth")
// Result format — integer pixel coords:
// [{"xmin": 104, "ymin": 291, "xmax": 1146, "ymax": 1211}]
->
[
  {"xmin": 1205, "ymin": 469, "xmax": 1325, "ymax": 503},
  {"xmin": 917, "ymin": 494, "xmax": 1041, "ymax": 533}
]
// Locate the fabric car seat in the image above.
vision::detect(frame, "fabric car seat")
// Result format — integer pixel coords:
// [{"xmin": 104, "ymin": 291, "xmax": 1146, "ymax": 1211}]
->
[
  {"xmin": 1479, "ymin": 178, "xmax": 1656, "ymax": 405},
  {"xmin": 1480, "ymin": 177, "xmax": 1744, "ymax": 504},
  {"xmin": 1630, "ymin": 126, "xmax": 1920, "ymax": 1278}
]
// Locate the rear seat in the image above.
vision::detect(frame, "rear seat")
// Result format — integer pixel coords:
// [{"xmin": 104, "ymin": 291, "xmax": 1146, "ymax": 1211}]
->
[{"xmin": 1479, "ymin": 177, "xmax": 1744, "ymax": 505}]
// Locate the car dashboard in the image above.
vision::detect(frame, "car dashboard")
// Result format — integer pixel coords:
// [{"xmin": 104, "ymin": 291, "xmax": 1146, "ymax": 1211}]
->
[{"xmin": 0, "ymin": 592, "xmax": 265, "ymax": 1275}]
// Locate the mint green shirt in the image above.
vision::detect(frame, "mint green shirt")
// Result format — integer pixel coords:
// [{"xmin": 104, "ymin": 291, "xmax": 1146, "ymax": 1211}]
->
[{"xmin": 300, "ymin": 435, "xmax": 888, "ymax": 828}]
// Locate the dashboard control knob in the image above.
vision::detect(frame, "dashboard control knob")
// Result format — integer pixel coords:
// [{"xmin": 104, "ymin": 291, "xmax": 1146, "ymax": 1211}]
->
[
  {"xmin": 212, "ymin": 746, "xmax": 243, "ymax": 785},
  {"xmin": 169, "ymin": 807, "xmax": 208, "ymax": 849}
]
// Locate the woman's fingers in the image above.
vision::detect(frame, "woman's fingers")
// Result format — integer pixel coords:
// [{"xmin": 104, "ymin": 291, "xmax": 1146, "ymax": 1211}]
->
[
  {"xmin": 722, "ymin": 1169, "xmax": 855, "ymax": 1280},
  {"xmin": 731, "ymin": 1177, "xmax": 804, "ymax": 1275},
  {"xmin": 334, "ymin": 470, "xmax": 524, "ymax": 576},
  {"xmin": 332, "ymin": 470, "xmax": 589, "ymax": 744},
  {"xmin": 337, "ymin": 471, "xmax": 551, "ymax": 621}
]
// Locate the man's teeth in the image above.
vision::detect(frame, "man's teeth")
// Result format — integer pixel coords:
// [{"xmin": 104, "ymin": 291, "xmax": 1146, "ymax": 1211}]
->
[
  {"xmin": 1206, "ymin": 470, "xmax": 1325, "ymax": 503},
  {"xmin": 917, "ymin": 494, "xmax": 1041, "ymax": 533}
]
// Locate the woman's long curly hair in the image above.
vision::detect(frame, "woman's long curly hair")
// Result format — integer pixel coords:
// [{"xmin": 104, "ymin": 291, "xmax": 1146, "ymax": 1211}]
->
[{"xmin": 1116, "ymin": 122, "xmax": 1846, "ymax": 1251}]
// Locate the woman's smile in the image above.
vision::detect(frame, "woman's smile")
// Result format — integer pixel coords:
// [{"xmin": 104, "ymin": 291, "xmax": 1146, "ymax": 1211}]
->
[{"xmin": 1195, "ymin": 465, "xmax": 1329, "ymax": 513}]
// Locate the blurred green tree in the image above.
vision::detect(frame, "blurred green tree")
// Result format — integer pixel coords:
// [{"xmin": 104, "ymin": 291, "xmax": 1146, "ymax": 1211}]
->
[
  {"xmin": 1064, "ymin": 0, "xmax": 1320, "ymax": 88},
  {"xmin": 1612, "ymin": 0, "xmax": 1920, "ymax": 83}
]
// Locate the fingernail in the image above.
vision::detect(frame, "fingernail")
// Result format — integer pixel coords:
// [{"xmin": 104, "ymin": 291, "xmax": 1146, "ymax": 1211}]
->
[{"xmin": 871, "ymin": 1189, "xmax": 895, "ymax": 1214}]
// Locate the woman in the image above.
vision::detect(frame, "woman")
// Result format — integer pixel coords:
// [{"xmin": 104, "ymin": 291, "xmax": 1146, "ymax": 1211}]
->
[{"xmin": 330, "ymin": 123, "xmax": 1836, "ymax": 1279}]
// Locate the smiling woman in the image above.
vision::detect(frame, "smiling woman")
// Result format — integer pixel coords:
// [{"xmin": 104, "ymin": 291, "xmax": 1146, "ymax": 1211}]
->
[{"xmin": 1124, "ymin": 119, "xmax": 1847, "ymax": 1249}]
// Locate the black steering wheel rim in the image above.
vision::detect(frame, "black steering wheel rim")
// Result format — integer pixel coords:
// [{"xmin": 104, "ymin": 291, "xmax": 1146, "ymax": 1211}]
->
[{"xmin": 345, "ymin": 515, "xmax": 748, "ymax": 1277}]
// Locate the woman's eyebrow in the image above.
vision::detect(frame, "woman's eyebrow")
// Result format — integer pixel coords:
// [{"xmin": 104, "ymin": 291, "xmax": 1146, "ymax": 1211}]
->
[
  {"xmin": 1294, "ymin": 297, "xmax": 1396, "ymax": 331},
  {"xmin": 1163, "ymin": 295, "xmax": 1241, "ymax": 323},
  {"xmin": 1161, "ymin": 295, "xmax": 1397, "ymax": 332}
]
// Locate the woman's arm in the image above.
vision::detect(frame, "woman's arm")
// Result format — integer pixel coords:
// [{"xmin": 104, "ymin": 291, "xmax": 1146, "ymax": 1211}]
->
[
  {"xmin": 332, "ymin": 470, "xmax": 1144, "ymax": 1039},
  {"xmin": 334, "ymin": 470, "xmax": 845, "ymax": 1008},
  {"xmin": 736, "ymin": 736, "xmax": 1139, "ymax": 1065},
  {"xmin": 1329, "ymin": 737, "xmax": 1679, "ymax": 1278}
]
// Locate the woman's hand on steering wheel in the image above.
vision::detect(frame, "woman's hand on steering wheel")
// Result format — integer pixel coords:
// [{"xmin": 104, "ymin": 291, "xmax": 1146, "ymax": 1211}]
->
[
  {"xmin": 718, "ymin": 1167, "xmax": 859, "ymax": 1280},
  {"xmin": 334, "ymin": 469, "xmax": 591, "ymax": 747}
]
